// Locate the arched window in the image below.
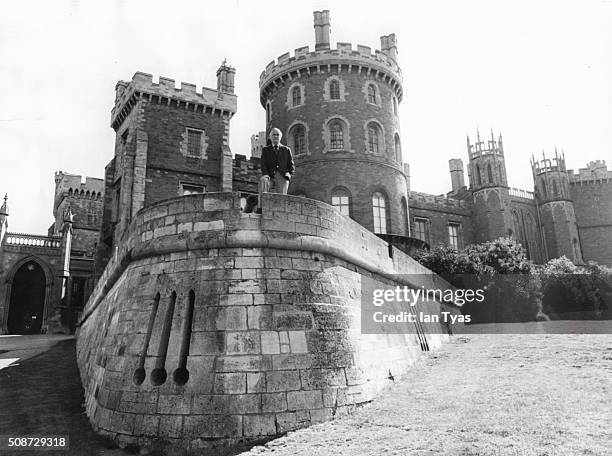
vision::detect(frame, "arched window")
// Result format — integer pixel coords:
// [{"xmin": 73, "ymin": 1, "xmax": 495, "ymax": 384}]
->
[
  {"xmin": 476, "ymin": 164, "xmax": 482, "ymax": 186},
  {"xmin": 289, "ymin": 124, "xmax": 306, "ymax": 155},
  {"xmin": 541, "ymin": 181, "xmax": 547, "ymax": 199},
  {"xmin": 394, "ymin": 134, "xmax": 401, "ymax": 162},
  {"xmin": 487, "ymin": 164, "xmax": 493, "ymax": 183},
  {"xmin": 331, "ymin": 188, "xmax": 350, "ymax": 216},
  {"xmin": 367, "ymin": 84, "xmax": 377, "ymax": 104},
  {"xmin": 392, "ymin": 97, "xmax": 398, "ymax": 115},
  {"xmin": 330, "ymin": 80, "xmax": 340, "ymax": 100},
  {"xmin": 400, "ymin": 197, "xmax": 408, "ymax": 235},
  {"xmin": 367, "ymin": 123, "xmax": 380, "ymax": 154},
  {"xmin": 372, "ymin": 192, "xmax": 387, "ymax": 234},
  {"xmin": 292, "ymin": 86, "xmax": 301, "ymax": 107},
  {"xmin": 330, "ymin": 120, "xmax": 344, "ymax": 150},
  {"xmin": 552, "ymin": 179, "xmax": 558, "ymax": 197}
]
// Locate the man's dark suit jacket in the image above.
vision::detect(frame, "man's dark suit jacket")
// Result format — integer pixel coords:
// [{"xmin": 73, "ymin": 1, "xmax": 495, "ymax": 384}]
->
[{"xmin": 260, "ymin": 144, "xmax": 295, "ymax": 179}]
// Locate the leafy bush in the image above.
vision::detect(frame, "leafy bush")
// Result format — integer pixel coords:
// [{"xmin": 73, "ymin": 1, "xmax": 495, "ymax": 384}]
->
[
  {"xmin": 414, "ymin": 238, "xmax": 541, "ymax": 323},
  {"xmin": 415, "ymin": 240, "xmax": 612, "ymax": 323},
  {"xmin": 535, "ymin": 257, "xmax": 611, "ymax": 319}
]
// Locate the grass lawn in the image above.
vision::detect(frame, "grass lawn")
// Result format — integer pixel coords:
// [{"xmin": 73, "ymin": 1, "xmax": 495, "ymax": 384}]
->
[
  {"xmin": 243, "ymin": 322, "xmax": 612, "ymax": 456},
  {"xmin": 1, "ymin": 322, "xmax": 611, "ymax": 455}
]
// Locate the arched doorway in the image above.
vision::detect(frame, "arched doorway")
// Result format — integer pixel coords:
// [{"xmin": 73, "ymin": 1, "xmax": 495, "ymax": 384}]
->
[{"xmin": 7, "ymin": 261, "xmax": 46, "ymax": 334}]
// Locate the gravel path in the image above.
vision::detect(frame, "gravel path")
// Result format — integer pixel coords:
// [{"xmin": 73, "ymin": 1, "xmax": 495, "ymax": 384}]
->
[{"xmin": 242, "ymin": 332, "xmax": 612, "ymax": 456}]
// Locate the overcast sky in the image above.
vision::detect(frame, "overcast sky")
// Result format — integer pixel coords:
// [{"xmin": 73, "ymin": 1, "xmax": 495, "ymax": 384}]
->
[{"xmin": 1, "ymin": 0, "xmax": 611, "ymax": 234}]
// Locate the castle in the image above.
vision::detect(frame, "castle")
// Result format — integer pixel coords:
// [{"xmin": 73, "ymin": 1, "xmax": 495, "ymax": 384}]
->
[{"xmin": 0, "ymin": 9, "xmax": 610, "ymax": 453}]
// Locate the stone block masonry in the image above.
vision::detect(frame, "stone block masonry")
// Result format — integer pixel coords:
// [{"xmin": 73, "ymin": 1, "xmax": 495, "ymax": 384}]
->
[{"xmin": 76, "ymin": 192, "xmax": 461, "ymax": 454}]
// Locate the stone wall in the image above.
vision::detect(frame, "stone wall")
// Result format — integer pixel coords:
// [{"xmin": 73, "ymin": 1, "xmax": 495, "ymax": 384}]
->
[
  {"xmin": 570, "ymin": 180, "xmax": 612, "ymax": 266},
  {"xmin": 408, "ymin": 192, "xmax": 473, "ymax": 248},
  {"xmin": 76, "ymin": 192, "xmax": 460, "ymax": 453}
]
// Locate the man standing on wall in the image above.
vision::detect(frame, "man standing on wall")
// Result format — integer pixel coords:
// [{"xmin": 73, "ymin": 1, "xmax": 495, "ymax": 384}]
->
[{"xmin": 257, "ymin": 127, "xmax": 295, "ymax": 213}]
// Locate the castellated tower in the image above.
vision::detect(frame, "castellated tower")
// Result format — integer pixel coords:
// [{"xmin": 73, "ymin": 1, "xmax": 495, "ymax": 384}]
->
[
  {"xmin": 96, "ymin": 64, "xmax": 237, "ymax": 272},
  {"xmin": 531, "ymin": 150, "xmax": 583, "ymax": 263},
  {"xmin": 466, "ymin": 130, "xmax": 513, "ymax": 242},
  {"xmin": 259, "ymin": 10, "xmax": 409, "ymax": 235}
]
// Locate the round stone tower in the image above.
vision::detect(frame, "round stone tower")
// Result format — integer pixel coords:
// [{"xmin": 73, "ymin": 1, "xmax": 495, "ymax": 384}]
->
[
  {"xmin": 531, "ymin": 150, "xmax": 583, "ymax": 263},
  {"xmin": 466, "ymin": 130, "xmax": 514, "ymax": 243},
  {"xmin": 259, "ymin": 10, "xmax": 409, "ymax": 235}
]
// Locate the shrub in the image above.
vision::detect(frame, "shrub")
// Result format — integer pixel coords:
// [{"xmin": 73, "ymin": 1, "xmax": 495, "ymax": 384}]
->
[
  {"xmin": 536, "ymin": 257, "xmax": 611, "ymax": 319},
  {"xmin": 414, "ymin": 238, "xmax": 541, "ymax": 323}
]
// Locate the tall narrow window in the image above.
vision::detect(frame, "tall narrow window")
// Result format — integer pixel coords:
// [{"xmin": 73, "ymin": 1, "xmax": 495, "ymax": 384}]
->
[
  {"xmin": 448, "ymin": 223, "xmax": 460, "ymax": 249},
  {"xmin": 266, "ymin": 102, "xmax": 272, "ymax": 122},
  {"xmin": 392, "ymin": 97, "xmax": 398, "ymax": 115},
  {"xmin": 541, "ymin": 181, "xmax": 547, "ymax": 199},
  {"xmin": 292, "ymin": 86, "xmax": 301, "ymax": 106},
  {"xmin": 330, "ymin": 121, "xmax": 344, "ymax": 149},
  {"xmin": 394, "ymin": 134, "xmax": 401, "ymax": 162},
  {"xmin": 187, "ymin": 129, "xmax": 202, "ymax": 156},
  {"xmin": 330, "ymin": 80, "xmax": 340, "ymax": 100},
  {"xmin": 414, "ymin": 218, "xmax": 429, "ymax": 243},
  {"xmin": 293, "ymin": 125, "xmax": 305, "ymax": 155},
  {"xmin": 476, "ymin": 164, "xmax": 482, "ymax": 186},
  {"xmin": 367, "ymin": 123, "xmax": 380, "ymax": 154},
  {"xmin": 367, "ymin": 84, "xmax": 377, "ymax": 104},
  {"xmin": 552, "ymin": 180, "xmax": 558, "ymax": 197},
  {"xmin": 372, "ymin": 192, "xmax": 387, "ymax": 234},
  {"xmin": 331, "ymin": 189, "xmax": 350, "ymax": 216},
  {"xmin": 487, "ymin": 163, "xmax": 493, "ymax": 183}
]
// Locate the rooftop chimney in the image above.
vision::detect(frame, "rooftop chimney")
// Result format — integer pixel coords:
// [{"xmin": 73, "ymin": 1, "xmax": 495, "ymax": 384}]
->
[
  {"xmin": 313, "ymin": 10, "xmax": 331, "ymax": 51},
  {"xmin": 380, "ymin": 33, "xmax": 398, "ymax": 62},
  {"xmin": 449, "ymin": 159, "xmax": 465, "ymax": 193}
]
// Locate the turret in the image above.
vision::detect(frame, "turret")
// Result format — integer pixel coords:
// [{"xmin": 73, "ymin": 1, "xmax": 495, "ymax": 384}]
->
[
  {"xmin": 216, "ymin": 60, "xmax": 236, "ymax": 94},
  {"xmin": 466, "ymin": 129, "xmax": 508, "ymax": 190},
  {"xmin": 259, "ymin": 11, "xmax": 408, "ymax": 235},
  {"xmin": 466, "ymin": 129, "xmax": 513, "ymax": 242},
  {"xmin": 531, "ymin": 149, "xmax": 571, "ymax": 203},
  {"xmin": 531, "ymin": 149, "xmax": 582, "ymax": 263}
]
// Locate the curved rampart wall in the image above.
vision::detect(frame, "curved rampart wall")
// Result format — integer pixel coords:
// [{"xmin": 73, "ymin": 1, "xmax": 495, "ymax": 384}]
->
[{"xmin": 76, "ymin": 192, "xmax": 460, "ymax": 453}]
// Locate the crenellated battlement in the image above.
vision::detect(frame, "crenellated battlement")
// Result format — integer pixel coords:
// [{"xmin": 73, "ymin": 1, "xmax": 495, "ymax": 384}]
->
[
  {"xmin": 467, "ymin": 130, "xmax": 504, "ymax": 159},
  {"xmin": 567, "ymin": 160, "xmax": 612, "ymax": 182},
  {"xmin": 409, "ymin": 191, "xmax": 471, "ymax": 211},
  {"xmin": 54, "ymin": 171, "xmax": 104, "ymax": 207},
  {"xmin": 259, "ymin": 42, "xmax": 403, "ymax": 104},
  {"xmin": 531, "ymin": 150, "xmax": 566, "ymax": 176},
  {"xmin": 111, "ymin": 71, "xmax": 237, "ymax": 130}
]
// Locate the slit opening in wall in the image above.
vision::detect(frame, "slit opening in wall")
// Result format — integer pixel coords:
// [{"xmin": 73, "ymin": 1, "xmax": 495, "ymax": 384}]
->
[
  {"xmin": 133, "ymin": 292, "xmax": 160, "ymax": 386},
  {"xmin": 151, "ymin": 291, "xmax": 176, "ymax": 386},
  {"xmin": 173, "ymin": 289, "xmax": 195, "ymax": 386}
]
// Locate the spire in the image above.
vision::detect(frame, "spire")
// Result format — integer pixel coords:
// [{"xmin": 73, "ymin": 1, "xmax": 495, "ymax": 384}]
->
[
  {"xmin": 476, "ymin": 128, "xmax": 481, "ymax": 143},
  {"xmin": 0, "ymin": 194, "xmax": 7, "ymax": 216}
]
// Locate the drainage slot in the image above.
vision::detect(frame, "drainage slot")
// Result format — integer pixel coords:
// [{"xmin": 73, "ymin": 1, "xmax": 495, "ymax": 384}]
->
[
  {"xmin": 173, "ymin": 290, "xmax": 195, "ymax": 386},
  {"xmin": 133, "ymin": 292, "xmax": 160, "ymax": 385},
  {"xmin": 151, "ymin": 291, "xmax": 176, "ymax": 386}
]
